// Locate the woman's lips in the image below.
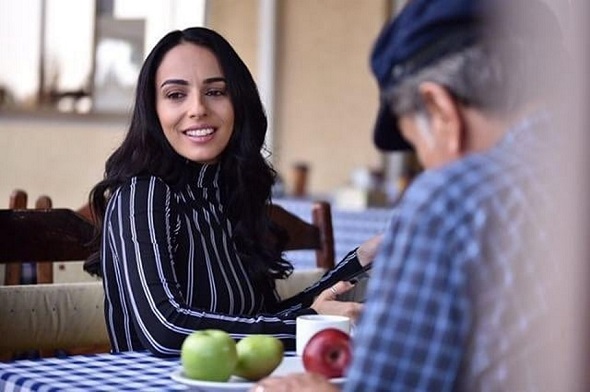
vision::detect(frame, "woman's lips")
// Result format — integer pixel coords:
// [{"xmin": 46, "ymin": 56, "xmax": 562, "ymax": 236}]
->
[{"xmin": 184, "ymin": 127, "xmax": 215, "ymax": 137}]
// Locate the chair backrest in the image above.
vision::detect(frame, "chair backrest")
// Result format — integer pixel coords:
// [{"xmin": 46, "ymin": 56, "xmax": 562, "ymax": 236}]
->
[
  {"xmin": 4, "ymin": 190, "xmax": 60, "ymax": 285},
  {"xmin": 269, "ymin": 200, "xmax": 335, "ymax": 269},
  {"xmin": 0, "ymin": 209, "xmax": 96, "ymax": 262},
  {"xmin": 0, "ymin": 189, "xmax": 108, "ymax": 360},
  {"xmin": 1, "ymin": 189, "xmax": 97, "ymax": 285},
  {"xmin": 4, "ymin": 189, "xmax": 27, "ymax": 285},
  {"xmin": 74, "ymin": 200, "xmax": 337, "ymax": 270}
]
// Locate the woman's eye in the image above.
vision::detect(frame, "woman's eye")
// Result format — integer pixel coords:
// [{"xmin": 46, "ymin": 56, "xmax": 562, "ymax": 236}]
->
[
  {"xmin": 205, "ymin": 89, "xmax": 227, "ymax": 97},
  {"xmin": 166, "ymin": 91, "xmax": 185, "ymax": 100}
]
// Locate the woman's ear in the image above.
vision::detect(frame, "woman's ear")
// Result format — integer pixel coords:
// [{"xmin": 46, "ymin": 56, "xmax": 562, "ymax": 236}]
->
[{"xmin": 418, "ymin": 82, "xmax": 465, "ymax": 156}]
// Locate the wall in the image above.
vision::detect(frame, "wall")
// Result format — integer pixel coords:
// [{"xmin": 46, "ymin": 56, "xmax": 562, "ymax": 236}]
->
[
  {"xmin": 0, "ymin": 115, "xmax": 125, "ymax": 209},
  {"xmin": 1, "ymin": 0, "xmax": 393, "ymax": 209},
  {"xmin": 207, "ymin": 0, "xmax": 391, "ymax": 196}
]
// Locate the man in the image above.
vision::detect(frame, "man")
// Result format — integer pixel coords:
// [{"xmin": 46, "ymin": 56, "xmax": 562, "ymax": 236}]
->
[{"xmin": 253, "ymin": 0, "xmax": 566, "ymax": 390}]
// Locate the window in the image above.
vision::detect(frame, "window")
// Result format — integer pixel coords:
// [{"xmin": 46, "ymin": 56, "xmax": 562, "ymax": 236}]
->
[{"xmin": 0, "ymin": 0, "xmax": 205, "ymax": 115}]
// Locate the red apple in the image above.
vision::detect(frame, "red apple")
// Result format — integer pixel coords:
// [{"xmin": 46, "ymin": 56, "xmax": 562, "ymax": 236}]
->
[{"xmin": 302, "ymin": 328, "xmax": 351, "ymax": 378}]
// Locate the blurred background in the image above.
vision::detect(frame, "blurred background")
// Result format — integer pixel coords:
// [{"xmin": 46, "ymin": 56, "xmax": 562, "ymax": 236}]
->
[
  {"xmin": 0, "ymin": 0, "xmax": 584, "ymax": 208},
  {"xmin": 0, "ymin": 0, "xmax": 416, "ymax": 212},
  {"xmin": 0, "ymin": 0, "xmax": 587, "ymax": 247}
]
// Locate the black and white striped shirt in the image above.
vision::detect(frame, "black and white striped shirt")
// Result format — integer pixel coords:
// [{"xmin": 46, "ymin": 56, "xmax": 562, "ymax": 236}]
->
[{"xmin": 101, "ymin": 164, "xmax": 362, "ymax": 356}]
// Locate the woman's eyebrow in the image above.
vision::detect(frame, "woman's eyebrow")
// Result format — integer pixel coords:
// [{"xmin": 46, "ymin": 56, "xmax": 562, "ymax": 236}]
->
[
  {"xmin": 159, "ymin": 77, "xmax": 226, "ymax": 88},
  {"xmin": 203, "ymin": 77, "xmax": 226, "ymax": 84},
  {"xmin": 160, "ymin": 79, "xmax": 188, "ymax": 88}
]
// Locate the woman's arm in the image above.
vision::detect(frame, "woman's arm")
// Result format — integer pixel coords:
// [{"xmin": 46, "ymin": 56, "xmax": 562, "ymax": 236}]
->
[
  {"xmin": 272, "ymin": 250, "xmax": 363, "ymax": 313},
  {"xmin": 272, "ymin": 234, "xmax": 384, "ymax": 316},
  {"xmin": 103, "ymin": 177, "xmax": 301, "ymax": 356}
]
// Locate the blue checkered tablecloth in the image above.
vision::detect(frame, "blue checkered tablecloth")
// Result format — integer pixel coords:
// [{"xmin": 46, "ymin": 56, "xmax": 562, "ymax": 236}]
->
[{"xmin": 0, "ymin": 351, "xmax": 187, "ymax": 391}]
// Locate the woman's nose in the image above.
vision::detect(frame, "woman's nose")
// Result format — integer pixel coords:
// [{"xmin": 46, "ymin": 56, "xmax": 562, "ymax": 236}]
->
[{"xmin": 188, "ymin": 94, "xmax": 207, "ymax": 119}]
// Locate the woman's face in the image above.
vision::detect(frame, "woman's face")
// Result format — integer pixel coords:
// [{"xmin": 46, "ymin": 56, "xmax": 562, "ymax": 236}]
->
[{"xmin": 155, "ymin": 42, "xmax": 234, "ymax": 164}]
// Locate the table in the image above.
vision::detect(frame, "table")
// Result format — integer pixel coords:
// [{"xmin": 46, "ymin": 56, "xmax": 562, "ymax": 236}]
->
[{"xmin": 0, "ymin": 351, "xmax": 187, "ymax": 391}]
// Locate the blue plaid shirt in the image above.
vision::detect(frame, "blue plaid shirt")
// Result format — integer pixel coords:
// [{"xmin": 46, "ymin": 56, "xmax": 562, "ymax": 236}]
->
[{"xmin": 345, "ymin": 113, "xmax": 554, "ymax": 391}]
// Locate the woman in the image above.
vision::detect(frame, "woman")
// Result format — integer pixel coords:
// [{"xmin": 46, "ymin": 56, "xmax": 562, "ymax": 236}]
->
[{"xmin": 88, "ymin": 27, "xmax": 379, "ymax": 357}]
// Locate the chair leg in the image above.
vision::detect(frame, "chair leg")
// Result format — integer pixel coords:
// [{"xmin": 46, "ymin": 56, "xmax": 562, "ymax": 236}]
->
[
  {"xmin": 36, "ymin": 262, "xmax": 53, "ymax": 284},
  {"xmin": 35, "ymin": 195, "xmax": 54, "ymax": 284},
  {"xmin": 4, "ymin": 265, "xmax": 21, "ymax": 285},
  {"xmin": 312, "ymin": 201, "xmax": 335, "ymax": 269},
  {"xmin": 5, "ymin": 190, "xmax": 28, "ymax": 285}
]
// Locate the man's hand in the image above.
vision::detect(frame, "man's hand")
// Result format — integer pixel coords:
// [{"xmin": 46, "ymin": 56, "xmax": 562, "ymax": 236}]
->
[
  {"xmin": 250, "ymin": 372, "xmax": 338, "ymax": 392},
  {"xmin": 357, "ymin": 233, "xmax": 384, "ymax": 267}
]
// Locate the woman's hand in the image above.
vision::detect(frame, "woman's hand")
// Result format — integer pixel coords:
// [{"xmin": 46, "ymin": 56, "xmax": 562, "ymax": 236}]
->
[
  {"xmin": 356, "ymin": 233, "xmax": 384, "ymax": 267},
  {"xmin": 308, "ymin": 234, "xmax": 384, "ymax": 321},
  {"xmin": 250, "ymin": 372, "xmax": 337, "ymax": 392},
  {"xmin": 310, "ymin": 281, "xmax": 363, "ymax": 322}
]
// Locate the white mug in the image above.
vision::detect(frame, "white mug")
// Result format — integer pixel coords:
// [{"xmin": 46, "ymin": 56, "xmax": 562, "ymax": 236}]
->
[{"xmin": 296, "ymin": 314, "xmax": 351, "ymax": 356}]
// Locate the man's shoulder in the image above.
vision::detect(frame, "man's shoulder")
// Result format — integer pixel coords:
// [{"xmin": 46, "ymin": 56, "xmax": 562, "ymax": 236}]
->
[
  {"xmin": 407, "ymin": 153, "xmax": 502, "ymax": 198},
  {"xmin": 402, "ymin": 146, "xmax": 534, "ymax": 217}
]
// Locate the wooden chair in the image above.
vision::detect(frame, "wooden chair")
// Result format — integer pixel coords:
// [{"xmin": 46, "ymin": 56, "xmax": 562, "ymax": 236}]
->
[
  {"xmin": 0, "ymin": 189, "xmax": 108, "ymax": 360},
  {"xmin": 2, "ymin": 190, "xmax": 96, "ymax": 285},
  {"xmin": 74, "ymin": 200, "xmax": 336, "ymax": 299},
  {"xmin": 0, "ymin": 209, "xmax": 97, "ymax": 263},
  {"xmin": 4, "ymin": 189, "xmax": 27, "ymax": 285},
  {"xmin": 270, "ymin": 200, "xmax": 335, "ymax": 269},
  {"xmin": 75, "ymin": 200, "xmax": 336, "ymax": 270},
  {"xmin": 4, "ymin": 189, "xmax": 56, "ymax": 285}
]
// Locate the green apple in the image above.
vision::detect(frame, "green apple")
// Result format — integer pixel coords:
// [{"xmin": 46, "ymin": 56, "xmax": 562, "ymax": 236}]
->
[
  {"xmin": 181, "ymin": 329, "xmax": 238, "ymax": 382},
  {"xmin": 233, "ymin": 335, "xmax": 284, "ymax": 381}
]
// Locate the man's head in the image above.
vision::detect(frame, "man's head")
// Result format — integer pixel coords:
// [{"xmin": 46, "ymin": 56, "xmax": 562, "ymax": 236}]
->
[{"xmin": 370, "ymin": 0, "xmax": 564, "ymax": 168}]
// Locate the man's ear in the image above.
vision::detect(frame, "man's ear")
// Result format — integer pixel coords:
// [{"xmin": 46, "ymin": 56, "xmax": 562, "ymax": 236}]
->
[{"xmin": 418, "ymin": 82, "xmax": 465, "ymax": 155}]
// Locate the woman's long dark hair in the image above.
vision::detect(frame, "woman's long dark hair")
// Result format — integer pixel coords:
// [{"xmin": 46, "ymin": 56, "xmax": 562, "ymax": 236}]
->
[{"xmin": 85, "ymin": 27, "xmax": 292, "ymax": 286}]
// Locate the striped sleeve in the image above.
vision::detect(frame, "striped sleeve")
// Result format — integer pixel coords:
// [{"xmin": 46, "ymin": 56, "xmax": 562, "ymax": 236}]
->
[
  {"xmin": 271, "ymin": 249, "xmax": 364, "ymax": 314},
  {"xmin": 102, "ymin": 177, "xmax": 302, "ymax": 356}
]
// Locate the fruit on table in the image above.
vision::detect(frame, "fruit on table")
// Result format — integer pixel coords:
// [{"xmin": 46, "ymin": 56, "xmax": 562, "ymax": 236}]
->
[
  {"xmin": 181, "ymin": 329, "xmax": 238, "ymax": 382},
  {"xmin": 302, "ymin": 328, "xmax": 351, "ymax": 378},
  {"xmin": 234, "ymin": 335, "xmax": 284, "ymax": 381}
]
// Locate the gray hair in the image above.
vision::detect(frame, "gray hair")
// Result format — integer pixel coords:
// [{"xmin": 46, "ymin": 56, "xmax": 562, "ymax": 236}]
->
[{"xmin": 384, "ymin": 43, "xmax": 528, "ymax": 118}]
